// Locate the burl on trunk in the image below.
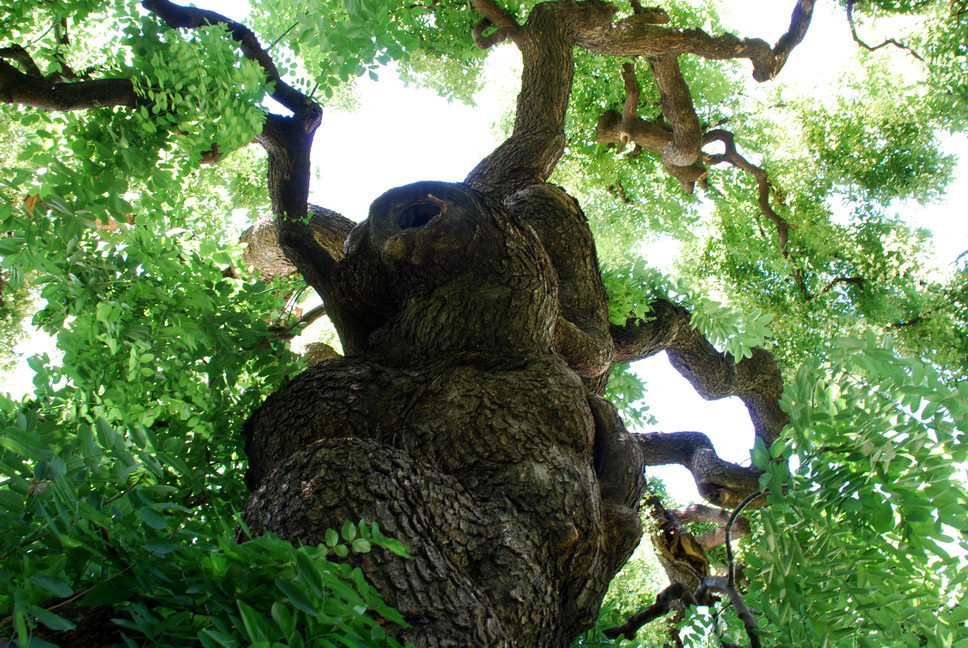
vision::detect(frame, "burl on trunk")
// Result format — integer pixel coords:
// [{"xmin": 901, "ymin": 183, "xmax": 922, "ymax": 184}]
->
[{"xmin": 239, "ymin": 181, "xmax": 645, "ymax": 647}]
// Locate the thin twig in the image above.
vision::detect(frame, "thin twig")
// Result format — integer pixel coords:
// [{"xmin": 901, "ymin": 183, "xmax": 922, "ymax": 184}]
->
[
  {"xmin": 267, "ymin": 22, "xmax": 298, "ymax": 51},
  {"xmin": 845, "ymin": 0, "xmax": 924, "ymax": 61},
  {"xmin": 726, "ymin": 489, "xmax": 761, "ymax": 588},
  {"xmin": 703, "ymin": 129, "xmax": 792, "ymax": 254}
]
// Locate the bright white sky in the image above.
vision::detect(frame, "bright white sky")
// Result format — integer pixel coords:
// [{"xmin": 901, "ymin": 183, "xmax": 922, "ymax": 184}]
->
[{"xmin": 4, "ymin": 0, "xmax": 967, "ymax": 504}]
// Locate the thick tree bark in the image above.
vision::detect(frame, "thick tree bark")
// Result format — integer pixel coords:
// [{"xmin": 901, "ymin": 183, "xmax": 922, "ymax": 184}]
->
[
  {"xmin": 241, "ymin": 180, "xmax": 647, "ymax": 646},
  {"xmin": 240, "ymin": 205, "xmax": 355, "ymax": 278}
]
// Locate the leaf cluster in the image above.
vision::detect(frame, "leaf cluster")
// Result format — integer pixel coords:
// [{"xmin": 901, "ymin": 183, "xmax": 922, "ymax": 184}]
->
[
  {"xmin": 602, "ymin": 260, "xmax": 774, "ymax": 361},
  {"xmin": 0, "ymin": 404, "xmax": 410, "ymax": 648},
  {"xmin": 744, "ymin": 332, "xmax": 967, "ymax": 647}
]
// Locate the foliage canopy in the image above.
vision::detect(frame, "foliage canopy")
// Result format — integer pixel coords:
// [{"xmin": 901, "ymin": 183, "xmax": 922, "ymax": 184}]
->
[{"xmin": 0, "ymin": 0, "xmax": 966, "ymax": 647}]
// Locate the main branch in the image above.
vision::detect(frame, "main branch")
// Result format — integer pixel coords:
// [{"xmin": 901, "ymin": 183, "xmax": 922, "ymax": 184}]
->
[
  {"xmin": 577, "ymin": 0, "xmax": 814, "ymax": 82},
  {"xmin": 635, "ymin": 431, "xmax": 761, "ymax": 508},
  {"xmin": 467, "ymin": 0, "xmax": 814, "ymax": 198},
  {"xmin": 141, "ymin": 0, "xmax": 370, "ymax": 351},
  {"xmin": 0, "ymin": 54, "xmax": 137, "ymax": 111},
  {"xmin": 611, "ymin": 300, "xmax": 788, "ymax": 445}
]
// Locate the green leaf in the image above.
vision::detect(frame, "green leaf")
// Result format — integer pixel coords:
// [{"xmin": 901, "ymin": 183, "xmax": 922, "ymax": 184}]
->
[
  {"xmin": 79, "ymin": 577, "xmax": 138, "ymax": 607},
  {"xmin": 237, "ymin": 600, "xmax": 267, "ymax": 642},
  {"xmin": 199, "ymin": 628, "xmax": 237, "ymax": 648},
  {"xmin": 31, "ymin": 606, "xmax": 76, "ymax": 631},
  {"xmin": 95, "ymin": 418, "xmax": 117, "ymax": 449},
  {"xmin": 752, "ymin": 436, "xmax": 769, "ymax": 470},
  {"xmin": 0, "ymin": 434, "xmax": 31, "ymax": 456},
  {"xmin": 275, "ymin": 579, "xmax": 317, "ymax": 616},
  {"xmin": 137, "ymin": 507, "xmax": 168, "ymax": 529},
  {"xmin": 270, "ymin": 602, "xmax": 296, "ymax": 636},
  {"xmin": 294, "ymin": 549, "xmax": 324, "ymax": 597},
  {"xmin": 144, "ymin": 539, "xmax": 179, "ymax": 555},
  {"xmin": 29, "ymin": 575, "xmax": 73, "ymax": 598},
  {"xmin": 0, "ymin": 489, "xmax": 24, "ymax": 511},
  {"xmin": 341, "ymin": 520, "xmax": 357, "ymax": 543}
]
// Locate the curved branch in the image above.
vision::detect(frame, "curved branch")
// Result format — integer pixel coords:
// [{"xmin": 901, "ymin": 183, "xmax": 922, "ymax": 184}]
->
[
  {"xmin": 725, "ymin": 490, "xmax": 760, "ymax": 588},
  {"xmin": 845, "ymin": 0, "xmax": 924, "ymax": 61},
  {"xmin": 255, "ymin": 115, "xmax": 330, "ymax": 285},
  {"xmin": 468, "ymin": 0, "xmax": 813, "ymax": 197},
  {"xmin": 241, "ymin": 205, "xmax": 355, "ymax": 279},
  {"xmin": 0, "ymin": 45, "xmax": 42, "ymax": 76},
  {"xmin": 596, "ymin": 63, "xmax": 708, "ymax": 192},
  {"xmin": 603, "ymin": 583, "xmax": 694, "ymax": 639},
  {"xmin": 650, "ymin": 56, "xmax": 702, "ymax": 167},
  {"xmin": 469, "ymin": 0, "xmax": 521, "ymax": 32},
  {"xmin": 822, "ymin": 275, "xmax": 865, "ymax": 293},
  {"xmin": 674, "ymin": 503, "xmax": 750, "ymax": 551},
  {"xmin": 0, "ymin": 57, "xmax": 137, "ymax": 111},
  {"xmin": 577, "ymin": 0, "xmax": 814, "ymax": 83},
  {"xmin": 141, "ymin": 0, "xmax": 317, "ymax": 116},
  {"xmin": 703, "ymin": 129, "xmax": 791, "ymax": 253},
  {"xmin": 471, "ymin": 18, "xmax": 516, "ymax": 48},
  {"xmin": 621, "ymin": 61, "xmax": 640, "ymax": 122},
  {"xmin": 635, "ymin": 431, "xmax": 762, "ymax": 508},
  {"xmin": 772, "ymin": 0, "xmax": 815, "ymax": 74},
  {"xmin": 611, "ymin": 300, "xmax": 788, "ymax": 445},
  {"xmin": 138, "ymin": 0, "xmax": 342, "ymax": 344},
  {"xmin": 696, "ymin": 576, "xmax": 762, "ymax": 648},
  {"xmin": 466, "ymin": 2, "xmax": 617, "ymax": 195},
  {"xmin": 2, "ymin": 2, "xmax": 339, "ymax": 341}
]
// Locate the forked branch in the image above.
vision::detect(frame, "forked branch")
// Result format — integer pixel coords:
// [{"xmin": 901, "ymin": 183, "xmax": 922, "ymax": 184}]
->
[
  {"xmin": 845, "ymin": 0, "xmax": 924, "ymax": 61},
  {"xmin": 141, "ymin": 0, "xmax": 361, "ymax": 348},
  {"xmin": 598, "ymin": 61, "xmax": 792, "ymax": 251},
  {"xmin": 241, "ymin": 205, "xmax": 355, "ymax": 279},
  {"xmin": 468, "ymin": 0, "xmax": 814, "ymax": 197},
  {"xmin": 141, "ymin": 0, "xmax": 319, "ymax": 117},
  {"xmin": 606, "ymin": 495, "xmax": 764, "ymax": 645},
  {"xmin": 697, "ymin": 576, "xmax": 763, "ymax": 648},
  {"xmin": 596, "ymin": 61, "xmax": 708, "ymax": 193},
  {"xmin": 470, "ymin": 0, "xmax": 522, "ymax": 48},
  {"xmin": 611, "ymin": 300, "xmax": 788, "ymax": 445},
  {"xmin": 703, "ymin": 129, "xmax": 792, "ymax": 253},
  {"xmin": 604, "ymin": 583, "xmax": 695, "ymax": 639},
  {"xmin": 472, "ymin": 18, "xmax": 517, "ymax": 48}
]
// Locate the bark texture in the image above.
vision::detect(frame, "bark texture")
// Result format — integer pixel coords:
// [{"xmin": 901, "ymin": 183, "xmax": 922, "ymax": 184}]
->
[
  {"xmin": 240, "ymin": 205, "xmax": 354, "ymax": 278},
  {"xmin": 241, "ymin": 182, "xmax": 645, "ymax": 647}
]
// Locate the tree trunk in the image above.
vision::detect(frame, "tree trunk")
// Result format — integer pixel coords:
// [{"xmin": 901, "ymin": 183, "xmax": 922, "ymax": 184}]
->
[{"xmin": 240, "ymin": 180, "xmax": 646, "ymax": 647}]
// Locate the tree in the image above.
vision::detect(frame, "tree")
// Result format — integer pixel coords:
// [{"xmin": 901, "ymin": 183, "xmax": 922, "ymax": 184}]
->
[{"xmin": 0, "ymin": 1, "xmax": 965, "ymax": 647}]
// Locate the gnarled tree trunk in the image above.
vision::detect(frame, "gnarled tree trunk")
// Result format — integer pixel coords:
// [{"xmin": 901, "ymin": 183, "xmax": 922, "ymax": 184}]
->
[{"xmin": 240, "ymin": 176, "xmax": 646, "ymax": 647}]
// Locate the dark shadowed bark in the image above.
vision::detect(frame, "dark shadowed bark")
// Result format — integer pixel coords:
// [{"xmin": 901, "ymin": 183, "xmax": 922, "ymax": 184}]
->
[{"xmin": 1, "ymin": 1, "xmax": 811, "ymax": 645}]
